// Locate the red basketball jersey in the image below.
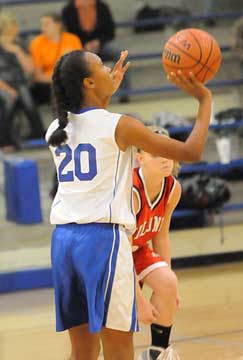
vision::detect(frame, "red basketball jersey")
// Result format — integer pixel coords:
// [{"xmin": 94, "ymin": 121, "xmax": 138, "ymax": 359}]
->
[{"xmin": 132, "ymin": 167, "xmax": 176, "ymax": 248}]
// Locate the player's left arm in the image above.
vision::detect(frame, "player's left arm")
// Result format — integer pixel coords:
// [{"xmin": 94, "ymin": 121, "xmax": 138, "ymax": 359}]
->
[{"xmin": 152, "ymin": 180, "xmax": 182, "ymax": 267}]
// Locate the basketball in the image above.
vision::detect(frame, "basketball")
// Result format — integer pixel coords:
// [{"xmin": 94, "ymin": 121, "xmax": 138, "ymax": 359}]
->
[{"xmin": 162, "ymin": 28, "xmax": 222, "ymax": 83}]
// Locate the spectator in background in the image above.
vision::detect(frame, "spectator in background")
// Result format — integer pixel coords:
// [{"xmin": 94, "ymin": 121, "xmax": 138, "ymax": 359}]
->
[
  {"xmin": 29, "ymin": 13, "xmax": 82, "ymax": 105},
  {"xmin": 0, "ymin": 11, "xmax": 45, "ymax": 150},
  {"xmin": 62, "ymin": 0, "xmax": 131, "ymax": 102},
  {"xmin": 203, "ymin": 0, "xmax": 217, "ymax": 27},
  {"xmin": 232, "ymin": 17, "xmax": 243, "ymax": 77}
]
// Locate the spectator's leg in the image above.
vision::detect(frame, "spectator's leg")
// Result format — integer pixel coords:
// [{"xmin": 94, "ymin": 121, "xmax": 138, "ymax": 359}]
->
[
  {"xmin": 18, "ymin": 85, "xmax": 45, "ymax": 138},
  {"xmin": 30, "ymin": 82, "xmax": 52, "ymax": 105},
  {"xmin": 240, "ymin": 61, "xmax": 243, "ymax": 79},
  {"xmin": 99, "ymin": 42, "xmax": 131, "ymax": 102},
  {"xmin": 0, "ymin": 91, "xmax": 18, "ymax": 147},
  {"xmin": 203, "ymin": 0, "xmax": 217, "ymax": 26}
]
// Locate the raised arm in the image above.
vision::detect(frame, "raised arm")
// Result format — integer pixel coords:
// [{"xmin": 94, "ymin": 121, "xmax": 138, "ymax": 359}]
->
[{"xmin": 115, "ymin": 72, "xmax": 211, "ymax": 162}]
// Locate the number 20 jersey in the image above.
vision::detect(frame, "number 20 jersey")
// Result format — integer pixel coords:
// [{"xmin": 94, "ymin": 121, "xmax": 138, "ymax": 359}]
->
[{"xmin": 45, "ymin": 108, "xmax": 136, "ymax": 233}]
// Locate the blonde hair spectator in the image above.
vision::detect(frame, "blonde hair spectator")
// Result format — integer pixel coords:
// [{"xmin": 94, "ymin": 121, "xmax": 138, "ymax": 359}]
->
[
  {"xmin": 0, "ymin": 11, "xmax": 18, "ymax": 35},
  {"xmin": 0, "ymin": 10, "xmax": 45, "ymax": 150}
]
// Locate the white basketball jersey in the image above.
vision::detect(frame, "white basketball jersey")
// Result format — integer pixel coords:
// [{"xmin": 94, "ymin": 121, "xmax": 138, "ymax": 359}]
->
[{"xmin": 46, "ymin": 108, "xmax": 136, "ymax": 233}]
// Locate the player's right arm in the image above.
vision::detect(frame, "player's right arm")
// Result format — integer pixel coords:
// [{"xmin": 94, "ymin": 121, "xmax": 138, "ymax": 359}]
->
[{"xmin": 115, "ymin": 71, "xmax": 211, "ymax": 162}]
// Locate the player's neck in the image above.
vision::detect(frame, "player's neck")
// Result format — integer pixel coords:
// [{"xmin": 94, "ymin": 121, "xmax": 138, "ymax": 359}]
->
[
  {"xmin": 141, "ymin": 168, "xmax": 164, "ymax": 199},
  {"xmin": 82, "ymin": 93, "xmax": 110, "ymax": 109},
  {"xmin": 47, "ymin": 32, "xmax": 61, "ymax": 43}
]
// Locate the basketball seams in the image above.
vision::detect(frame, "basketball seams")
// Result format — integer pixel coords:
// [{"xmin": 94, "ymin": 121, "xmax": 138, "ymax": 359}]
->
[
  {"xmin": 209, "ymin": 55, "xmax": 222, "ymax": 68},
  {"xmin": 188, "ymin": 30, "xmax": 214, "ymax": 79},
  {"xmin": 162, "ymin": 28, "xmax": 222, "ymax": 83},
  {"xmin": 187, "ymin": 29, "xmax": 203, "ymax": 64},
  {"xmin": 166, "ymin": 40, "xmax": 203, "ymax": 70},
  {"xmin": 165, "ymin": 39, "xmax": 214, "ymax": 75},
  {"xmin": 202, "ymin": 54, "xmax": 222, "ymax": 82},
  {"xmin": 185, "ymin": 29, "xmax": 218, "ymax": 77},
  {"xmin": 201, "ymin": 38, "xmax": 214, "ymax": 82}
]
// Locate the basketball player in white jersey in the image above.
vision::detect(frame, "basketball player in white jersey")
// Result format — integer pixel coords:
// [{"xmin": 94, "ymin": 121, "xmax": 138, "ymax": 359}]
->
[{"xmin": 46, "ymin": 49, "xmax": 212, "ymax": 360}]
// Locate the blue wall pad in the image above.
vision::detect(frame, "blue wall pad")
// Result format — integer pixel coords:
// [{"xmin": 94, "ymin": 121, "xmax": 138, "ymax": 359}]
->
[
  {"xmin": 1, "ymin": 250, "xmax": 243, "ymax": 293},
  {"xmin": 0, "ymin": 268, "xmax": 52, "ymax": 293},
  {"xmin": 4, "ymin": 158, "xmax": 43, "ymax": 224},
  {"xmin": 22, "ymin": 138, "xmax": 46, "ymax": 149}
]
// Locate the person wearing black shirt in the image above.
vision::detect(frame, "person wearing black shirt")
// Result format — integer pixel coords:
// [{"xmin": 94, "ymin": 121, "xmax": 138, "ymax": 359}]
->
[{"xmin": 62, "ymin": 0, "xmax": 131, "ymax": 102}]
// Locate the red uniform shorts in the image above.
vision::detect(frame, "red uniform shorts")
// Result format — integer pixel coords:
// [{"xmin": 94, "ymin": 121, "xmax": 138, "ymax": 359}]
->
[{"xmin": 132, "ymin": 245, "xmax": 168, "ymax": 282}]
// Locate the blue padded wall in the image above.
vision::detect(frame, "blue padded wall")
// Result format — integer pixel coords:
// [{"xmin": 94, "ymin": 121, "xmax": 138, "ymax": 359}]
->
[{"xmin": 4, "ymin": 158, "xmax": 43, "ymax": 224}]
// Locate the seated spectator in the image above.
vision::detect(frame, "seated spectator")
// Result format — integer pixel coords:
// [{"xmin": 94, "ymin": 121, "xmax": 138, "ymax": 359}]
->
[
  {"xmin": 0, "ymin": 11, "xmax": 45, "ymax": 150},
  {"xmin": 62, "ymin": 0, "xmax": 131, "ymax": 102},
  {"xmin": 232, "ymin": 17, "xmax": 243, "ymax": 77},
  {"xmin": 29, "ymin": 13, "xmax": 82, "ymax": 105},
  {"xmin": 203, "ymin": 0, "xmax": 217, "ymax": 27}
]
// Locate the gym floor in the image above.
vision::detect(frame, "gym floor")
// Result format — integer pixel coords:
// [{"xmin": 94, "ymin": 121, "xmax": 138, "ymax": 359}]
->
[{"xmin": 1, "ymin": 262, "xmax": 243, "ymax": 360}]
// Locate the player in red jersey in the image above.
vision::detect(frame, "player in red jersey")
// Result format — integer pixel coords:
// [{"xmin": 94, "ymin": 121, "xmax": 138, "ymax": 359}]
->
[{"xmin": 133, "ymin": 127, "xmax": 181, "ymax": 360}]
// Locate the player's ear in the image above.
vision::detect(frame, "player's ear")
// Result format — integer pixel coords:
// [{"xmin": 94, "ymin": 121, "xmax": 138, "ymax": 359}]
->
[{"xmin": 83, "ymin": 77, "xmax": 95, "ymax": 89}]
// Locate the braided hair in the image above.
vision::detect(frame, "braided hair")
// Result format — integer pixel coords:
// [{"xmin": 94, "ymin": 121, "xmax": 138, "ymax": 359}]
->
[{"xmin": 48, "ymin": 50, "xmax": 91, "ymax": 147}]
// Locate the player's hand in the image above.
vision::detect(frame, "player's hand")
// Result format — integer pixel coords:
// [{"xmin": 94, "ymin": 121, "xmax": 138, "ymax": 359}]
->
[
  {"xmin": 111, "ymin": 50, "xmax": 130, "ymax": 94},
  {"xmin": 137, "ymin": 296, "xmax": 159, "ymax": 325},
  {"xmin": 167, "ymin": 71, "xmax": 211, "ymax": 103}
]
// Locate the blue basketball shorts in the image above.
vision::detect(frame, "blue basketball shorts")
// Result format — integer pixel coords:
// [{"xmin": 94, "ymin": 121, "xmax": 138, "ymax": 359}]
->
[{"xmin": 51, "ymin": 222, "xmax": 138, "ymax": 333}]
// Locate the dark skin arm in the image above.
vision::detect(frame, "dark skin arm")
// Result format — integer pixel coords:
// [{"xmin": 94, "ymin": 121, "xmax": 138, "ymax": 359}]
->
[
  {"xmin": 115, "ymin": 71, "xmax": 211, "ymax": 162},
  {"xmin": 103, "ymin": 50, "xmax": 211, "ymax": 162}
]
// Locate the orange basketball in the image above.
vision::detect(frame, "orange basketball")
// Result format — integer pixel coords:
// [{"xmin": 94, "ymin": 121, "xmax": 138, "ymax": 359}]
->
[{"xmin": 162, "ymin": 28, "xmax": 222, "ymax": 83}]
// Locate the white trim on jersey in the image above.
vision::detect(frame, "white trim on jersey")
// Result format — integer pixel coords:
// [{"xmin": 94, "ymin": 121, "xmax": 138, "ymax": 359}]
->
[
  {"xmin": 138, "ymin": 261, "xmax": 168, "ymax": 281},
  {"xmin": 167, "ymin": 177, "xmax": 177, "ymax": 204},
  {"xmin": 138, "ymin": 167, "xmax": 165, "ymax": 210},
  {"xmin": 105, "ymin": 226, "xmax": 137, "ymax": 331},
  {"xmin": 109, "ymin": 150, "xmax": 121, "ymax": 223},
  {"xmin": 104, "ymin": 224, "xmax": 117, "ymax": 301},
  {"xmin": 132, "ymin": 186, "xmax": 142, "ymax": 215}
]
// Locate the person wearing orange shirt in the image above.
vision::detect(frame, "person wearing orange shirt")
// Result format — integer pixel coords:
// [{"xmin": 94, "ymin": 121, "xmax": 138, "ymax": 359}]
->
[{"xmin": 29, "ymin": 13, "xmax": 82, "ymax": 104}]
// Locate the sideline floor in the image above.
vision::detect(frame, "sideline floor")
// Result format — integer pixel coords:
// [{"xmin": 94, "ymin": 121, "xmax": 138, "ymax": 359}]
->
[{"xmin": 1, "ymin": 262, "xmax": 243, "ymax": 360}]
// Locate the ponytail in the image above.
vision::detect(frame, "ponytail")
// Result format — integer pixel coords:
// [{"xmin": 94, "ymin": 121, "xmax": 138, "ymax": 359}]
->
[{"xmin": 48, "ymin": 50, "xmax": 90, "ymax": 147}]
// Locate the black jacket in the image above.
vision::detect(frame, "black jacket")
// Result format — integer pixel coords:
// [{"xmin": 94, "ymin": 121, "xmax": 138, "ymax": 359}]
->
[
  {"xmin": 62, "ymin": 0, "xmax": 115, "ymax": 46},
  {"xmin": 0, "ymin": 43, "xmax": 27, "ymax": 88}
]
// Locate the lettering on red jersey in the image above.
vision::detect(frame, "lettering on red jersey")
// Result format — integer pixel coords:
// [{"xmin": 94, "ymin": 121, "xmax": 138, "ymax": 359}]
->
[
  {"xmin": 132, "ymin": 167, "xmax": 175, "ymax": 248},
  {"xmin": 134, "ymin": 216, "xmax": 164, "ymax": 239}
]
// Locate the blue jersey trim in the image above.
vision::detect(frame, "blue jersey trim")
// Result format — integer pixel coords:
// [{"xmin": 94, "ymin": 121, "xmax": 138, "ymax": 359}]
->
[
  {"xmin": 109, "ymin": 150, "xmax": 120, "ymax": 222},
  {"xmin": 74, "ymin": 107, "xmax": 98, "ymax": 114},
  {"xmin": 130, "ymin": 267, "xmax": 139, "ymax": 331},
  {"xmin": 130, "ymin": 149, "xmax": 136, "ymax": 221}
]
